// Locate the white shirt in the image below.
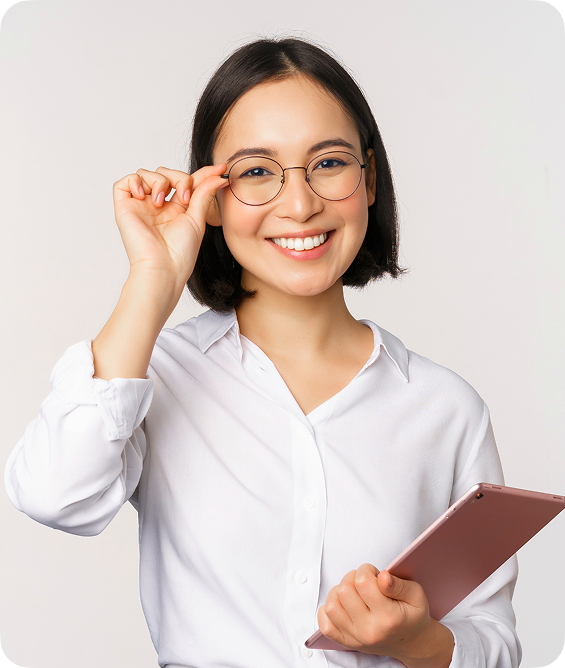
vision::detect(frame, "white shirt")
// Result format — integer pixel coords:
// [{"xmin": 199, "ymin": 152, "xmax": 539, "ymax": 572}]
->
[{"xmin": 5, "ymin": 309, "xmax": 521, "ymax": 668}]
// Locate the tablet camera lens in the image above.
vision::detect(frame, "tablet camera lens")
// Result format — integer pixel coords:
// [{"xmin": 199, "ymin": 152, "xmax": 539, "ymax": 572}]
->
[{"xmin": 475, "ymin": 493, "xmax": 484, "ymax": 499}]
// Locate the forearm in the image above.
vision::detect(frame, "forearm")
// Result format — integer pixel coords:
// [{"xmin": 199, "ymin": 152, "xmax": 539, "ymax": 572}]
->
[
  {"xmin": 92, "ymin": 268, "xmax": 180, "ymax": 380},
  {"xmin": 5, "ymin": 339, "xmax": 152, "ymax": 535},
  {"xmin": 398, "ymin": 619, "xmax": 455, "ymax": 668}
]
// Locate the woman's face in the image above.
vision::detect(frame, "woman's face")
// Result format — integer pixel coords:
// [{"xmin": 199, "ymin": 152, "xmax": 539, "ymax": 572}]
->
[{"xmin": 211, "ymin": 74, "xmax": 376, "ymax": 300}]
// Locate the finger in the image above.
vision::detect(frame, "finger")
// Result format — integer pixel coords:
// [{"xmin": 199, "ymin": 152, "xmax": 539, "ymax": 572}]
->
[
  {"xmin": 325, "ymin": 588, "xmax": 356, "ymax": 628},
  {"xmin": 334, "ymin": 578, "xmax": 371, "ymax": 625},
  {"xmin": 317, "ymin": 605, "xmax": 349, "ymax": 648},
  {"xmin": 155, "ymin": 164, "xmax": 227, "ymax": 207},
  {"xmin": 155, "ymin": 166, "xmax": 193, "ymax": 205},
  {"xmin": 184, "ymin": 171, "xmax": 229, "ymax": 230},
  {"xmin": 136, "ymin": 168, "xmax": 174, "ymax": 207},
  {"xmin": 339, "ymin": 569, "xmax": 359, "ymax": 586},
  {"xmin": 377, "ymin": 571, "xmax": 428, "ymax": 610},
  {"xmin": 353, "ymin": 563, "xmax": 388, "ymax": 610},
  {"xmin": 189, "ymin": 163, "xmax": 228, "ymax": 191},
  {"xmin": 113, "ymin": 173, "xmax": 151, "ymax": 202}
]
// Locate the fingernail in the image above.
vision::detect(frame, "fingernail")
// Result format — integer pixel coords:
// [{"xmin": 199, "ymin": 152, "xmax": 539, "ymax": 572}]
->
[
  {"xmin": 138, "ymin": 185, "xmax": 144, "ymax": 197},
  {"xmin": 183, "ymin": 189, "xmax": 191, "ymax": 203},
  {"xmin": 388, "ymin": 573, "xmax": 394, "ymax": 588},
  {"xmin": 155, "ymin": 191, "xmax": 164, "ymax": 206}
]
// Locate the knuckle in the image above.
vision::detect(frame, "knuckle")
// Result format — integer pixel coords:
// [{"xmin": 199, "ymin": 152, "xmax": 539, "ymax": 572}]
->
[
  {"xmin": 337, "ymin": 584, "xmax": 353, "ymax": 599},
  {"xmin": 355, "ymin": 574, "xmax": 371, "ymax": 588},
  {"xmin": 392, "ymin": 578, "xmax": 402, "ymax": 593},
  {"xmin": 326, "ymin": 587, "xmax": 339, "ymax": 604},
  {"xmin": 413, "ymin": 581, "xmax": 424, "ymax": 596},
  {"xmin": 344, "ymin": 569, "xmax": 357, "ymax": 581},
  {"xmin": 113, "ymin": 175, "xmax": 132, "ymax": 190},
  {"xmin": 320, "ymin": 620, "xmax": 333, "ymax": 637}
]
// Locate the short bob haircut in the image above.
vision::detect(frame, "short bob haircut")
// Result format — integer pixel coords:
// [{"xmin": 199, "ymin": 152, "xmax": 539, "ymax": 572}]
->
[{"xmin": 187, "ymin": 37, "xmax": 403, "ymax": 312}]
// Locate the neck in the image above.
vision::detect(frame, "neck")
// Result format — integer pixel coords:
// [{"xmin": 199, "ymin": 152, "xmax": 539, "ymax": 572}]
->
[{"xmin": 235, "ymin": 279, "xmax": 362, "ymax": 360}]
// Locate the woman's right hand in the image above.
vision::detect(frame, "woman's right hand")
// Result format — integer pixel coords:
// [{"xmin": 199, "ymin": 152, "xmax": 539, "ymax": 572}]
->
[{"xmin": 112, "ymin": 164, "xmax": 228, "ymax": 293}]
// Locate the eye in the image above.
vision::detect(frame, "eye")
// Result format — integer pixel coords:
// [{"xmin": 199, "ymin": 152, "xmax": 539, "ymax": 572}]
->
[
  {"xmin": 239, "ymin": 167, "xmax": 274, "ymax": 178},
  {"xmin": 313, "ymin": 158, "xmax": 346, "ymax": 171}
]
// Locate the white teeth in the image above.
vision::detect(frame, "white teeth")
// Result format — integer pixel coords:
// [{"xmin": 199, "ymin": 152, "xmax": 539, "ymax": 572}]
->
[{"xmin": 272, "ymin": 233, "xmax": 328, "ymax": 251}]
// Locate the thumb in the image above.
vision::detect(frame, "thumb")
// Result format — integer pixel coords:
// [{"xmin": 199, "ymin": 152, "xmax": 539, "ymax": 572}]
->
[
  {"xmin": 184, "ymin": 171, "xmax": 228, "ymax": 232},
  {"xmin": 377, "ymin": 570, "xmax": 426, "ymax": 607}
]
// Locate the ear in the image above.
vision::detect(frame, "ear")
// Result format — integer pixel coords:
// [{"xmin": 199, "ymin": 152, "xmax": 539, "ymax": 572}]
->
[
  {"xmin": 364, "ymin": 148, "xmax": 377, "ymax": 207},
  {"xmin": 206, "ymin": 195, "xmax": 222, "ymax": 227}
]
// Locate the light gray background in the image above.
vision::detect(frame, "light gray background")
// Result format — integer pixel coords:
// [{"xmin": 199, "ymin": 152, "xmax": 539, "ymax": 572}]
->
[{"xmin": 1, "ymin": 1, "xmax": 564, "ymax": 666}]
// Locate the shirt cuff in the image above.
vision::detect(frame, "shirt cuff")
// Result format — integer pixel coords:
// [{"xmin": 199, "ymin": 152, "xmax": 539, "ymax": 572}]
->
[
  {"xmin": 49, "ymin": 340, "xmax": 153, "ymax": 441},
  {"xmin": 442, "ymin": 620, "xmax": 484, "ymax": 668}
]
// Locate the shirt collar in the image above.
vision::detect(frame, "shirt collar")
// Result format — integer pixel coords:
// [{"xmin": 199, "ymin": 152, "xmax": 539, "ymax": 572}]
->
[
  {"xmin": 196, "ymin": 309, "xmax": 240, "ymax": 354},
  {"xmin": 358, "ymin": 320, "xmax": 409, "ymax": 383},
  {"xmin": 195, "ymin": 309, "xmax": 409, "ymax": 382}
]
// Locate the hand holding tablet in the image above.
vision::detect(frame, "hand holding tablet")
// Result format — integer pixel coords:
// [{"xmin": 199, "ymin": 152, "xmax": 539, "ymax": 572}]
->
[{"xmin": 306, "ymin": 482, "xmax": 565, "ymax": 653}]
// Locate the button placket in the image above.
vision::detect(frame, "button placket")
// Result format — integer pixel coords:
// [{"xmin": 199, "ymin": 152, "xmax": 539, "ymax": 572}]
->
[{"xmin": 282, "ymin": 417, "xmax": 328, "ymax": 665}]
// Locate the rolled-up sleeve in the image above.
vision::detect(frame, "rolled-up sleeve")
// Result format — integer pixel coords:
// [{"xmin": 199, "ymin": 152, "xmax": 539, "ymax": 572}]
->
[
  {"xmin": 4, "ymin": 340, "xmax": 153, "ymax": 536},
  {"xmin": 441, "ymin": 403, "xmax": 522, "ymax": 668}
]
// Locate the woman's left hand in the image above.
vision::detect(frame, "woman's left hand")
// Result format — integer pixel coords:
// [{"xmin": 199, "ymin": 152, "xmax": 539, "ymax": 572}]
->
[{"xmin": 317, "ymin": 563, "xmax": 454, "ymax": 667}]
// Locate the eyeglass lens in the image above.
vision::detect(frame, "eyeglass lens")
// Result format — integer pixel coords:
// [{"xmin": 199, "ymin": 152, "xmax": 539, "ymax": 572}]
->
[{"xmin": 227, "ymin": 151, "xmax": 363, "ymax": 206}]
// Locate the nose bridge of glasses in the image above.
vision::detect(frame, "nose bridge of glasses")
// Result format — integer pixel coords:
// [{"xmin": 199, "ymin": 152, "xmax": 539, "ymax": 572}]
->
[{"xmin": 281, "ymin": 165, "xmax": 310, "ymax": 182}]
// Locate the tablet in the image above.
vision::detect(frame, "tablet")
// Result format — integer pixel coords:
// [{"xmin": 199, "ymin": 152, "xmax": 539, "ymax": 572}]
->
[{"xmin": 305, "ymin": 482, "xmax": 565, "ymax": 651}]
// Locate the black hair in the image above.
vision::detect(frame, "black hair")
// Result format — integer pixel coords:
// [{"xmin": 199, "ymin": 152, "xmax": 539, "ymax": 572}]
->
[{"xmin": 187, "ymin": 36, "xmax": 404, "ymax": 312}]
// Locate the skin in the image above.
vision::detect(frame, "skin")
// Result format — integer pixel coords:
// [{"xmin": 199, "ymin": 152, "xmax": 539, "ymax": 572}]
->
[
  {"xmin": 210, "ymin": 75, "xmax": 377, "ymax": 417},
  {"xmin": 101, "ymin": 73, "xmax": 454, "ymax": 667}
]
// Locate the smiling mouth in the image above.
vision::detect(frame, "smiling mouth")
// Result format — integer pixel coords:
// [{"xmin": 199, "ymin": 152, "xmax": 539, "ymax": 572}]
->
[{"xmin": 270, "ymin": 232, "xmax": 330, "ymax": 251}]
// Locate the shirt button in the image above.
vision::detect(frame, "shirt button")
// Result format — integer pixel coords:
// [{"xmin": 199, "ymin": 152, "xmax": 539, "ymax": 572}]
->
[
  {"xmin": 304, "ymin": 497, "xmax": 316, "ymax": 509},
  {"xmin": 301, "ymin": 646, "xmax": 313, "ymax": 658},
  {"xmin": 295, "ymin": 571, "xmax": 308, "ymax": 584}
]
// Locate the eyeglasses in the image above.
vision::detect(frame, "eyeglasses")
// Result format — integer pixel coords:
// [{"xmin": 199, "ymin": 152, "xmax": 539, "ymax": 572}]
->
[{"xmin": 220, "ymin": 151, "xmax": 368, "ymax": 206}]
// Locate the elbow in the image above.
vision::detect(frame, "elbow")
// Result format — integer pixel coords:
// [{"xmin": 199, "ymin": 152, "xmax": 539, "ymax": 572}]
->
[{"xmin": 7, "ymin": 480, "xmax": 123, "ymax": 537}]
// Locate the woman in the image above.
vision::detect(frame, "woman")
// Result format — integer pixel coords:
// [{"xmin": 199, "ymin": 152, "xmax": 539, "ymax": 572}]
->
[{"xmin": 4, "ymin": 37, "xmax": 520, "ymax": 667}]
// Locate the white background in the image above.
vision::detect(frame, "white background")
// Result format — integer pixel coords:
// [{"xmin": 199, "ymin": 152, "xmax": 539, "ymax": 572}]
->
[{"xmin": 0, "ymin": 1, "xmax": 564, "ymax": 666}]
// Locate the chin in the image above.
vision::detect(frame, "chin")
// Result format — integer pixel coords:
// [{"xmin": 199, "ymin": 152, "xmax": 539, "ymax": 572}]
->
[{"xmin": 279, "ymin": 277, "xmax": 340, "ymax": 298}]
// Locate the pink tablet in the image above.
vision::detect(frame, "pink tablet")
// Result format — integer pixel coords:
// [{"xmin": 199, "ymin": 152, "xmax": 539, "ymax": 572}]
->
[{"xmin": 305, "ymin": 482, "xmax": 565, "ymax": 651}]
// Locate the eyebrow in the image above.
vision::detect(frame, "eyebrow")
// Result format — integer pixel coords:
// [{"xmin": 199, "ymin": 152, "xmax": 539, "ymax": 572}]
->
[{"xmin": 225, "ymin": 138, "xmax": 357, "ymax": 165}]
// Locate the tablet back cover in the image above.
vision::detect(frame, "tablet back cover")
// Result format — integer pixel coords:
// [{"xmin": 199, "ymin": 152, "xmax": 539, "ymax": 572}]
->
[{"xmin": 305, "ymin": 483, "xmax": 565, "ymax": 651}]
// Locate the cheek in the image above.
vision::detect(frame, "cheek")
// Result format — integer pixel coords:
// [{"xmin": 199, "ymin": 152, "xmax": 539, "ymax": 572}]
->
[
  {"xmin": 338, "ymin": 198, "xmax": 369, "ymax": 242},
  {"xmin": 217, "ymin": 195, "xmax": 265, "ymax": 245}
]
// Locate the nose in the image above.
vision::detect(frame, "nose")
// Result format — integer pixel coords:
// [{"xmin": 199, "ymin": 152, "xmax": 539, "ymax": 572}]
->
[{"xmin": 275, "ymin": 167, "xmax": 324, "ymax": 222}]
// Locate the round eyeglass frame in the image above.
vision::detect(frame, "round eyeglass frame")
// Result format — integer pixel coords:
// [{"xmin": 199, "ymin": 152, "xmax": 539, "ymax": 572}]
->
[{"xmin": 220, "ymin": 150, "xmax": 368, "ymax": 206}]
